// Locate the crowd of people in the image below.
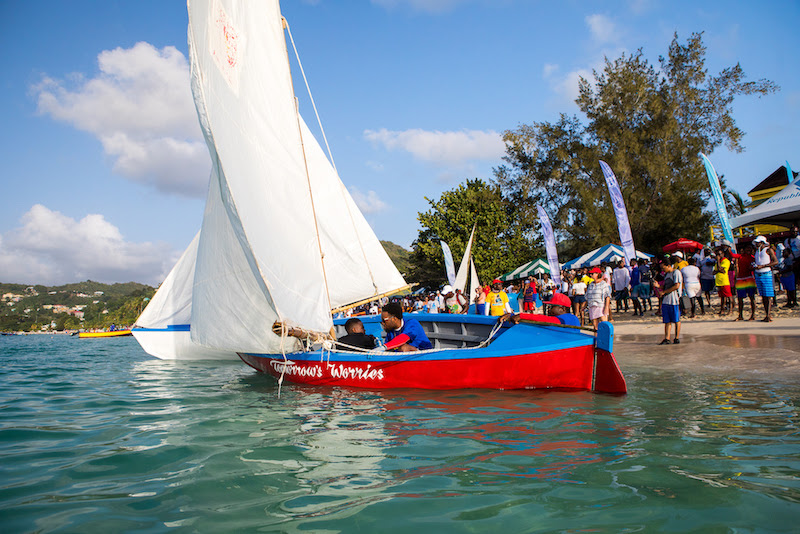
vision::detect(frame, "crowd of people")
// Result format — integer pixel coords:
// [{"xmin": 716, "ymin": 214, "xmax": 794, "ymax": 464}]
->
[{"xmin": 329, "ymin": 227, "xmax": 799, "ymax": 347}]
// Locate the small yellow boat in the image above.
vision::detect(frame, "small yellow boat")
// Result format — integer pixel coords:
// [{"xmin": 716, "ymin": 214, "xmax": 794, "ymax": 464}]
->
[{"xmin": 78, "ymin": 330, "xmax": 133, "ymax": 339}]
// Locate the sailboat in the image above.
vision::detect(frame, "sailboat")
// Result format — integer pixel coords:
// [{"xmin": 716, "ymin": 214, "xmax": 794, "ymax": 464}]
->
[{"xmin": 182, "ymin": 0, "xmax": 626, "ymax": 393}]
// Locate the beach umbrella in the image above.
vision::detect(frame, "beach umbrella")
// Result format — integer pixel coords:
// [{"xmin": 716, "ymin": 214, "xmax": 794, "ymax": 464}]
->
[
  {"xmin": 662, "ymin": 239, "xmax": 704, "ymax": 253},
  {"xmin": 562, "ymin": 244, "xmax": 653, "ymax": 270}
]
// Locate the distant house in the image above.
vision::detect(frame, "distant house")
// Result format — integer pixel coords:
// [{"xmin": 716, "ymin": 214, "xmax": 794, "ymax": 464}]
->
[{"xmin": 94, "ymin": 291, "xmax": 104, "ymax": 296}]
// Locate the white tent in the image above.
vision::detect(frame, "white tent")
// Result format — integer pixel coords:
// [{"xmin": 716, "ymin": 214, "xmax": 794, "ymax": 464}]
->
[{"xmin": 730, "ymin": 174, "xmax": 800, "ymax": 228}]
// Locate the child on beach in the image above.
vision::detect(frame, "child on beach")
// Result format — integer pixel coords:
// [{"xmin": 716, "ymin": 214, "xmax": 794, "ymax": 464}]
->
[{"xmin": 659, "ymin": 257, "xmax": 683, "ymax": 345}]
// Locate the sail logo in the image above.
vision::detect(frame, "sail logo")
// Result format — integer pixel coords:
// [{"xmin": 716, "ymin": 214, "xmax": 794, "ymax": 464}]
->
[{"xmin": 210, "ymin": 0, "xmax": 242, "ymax": 95}]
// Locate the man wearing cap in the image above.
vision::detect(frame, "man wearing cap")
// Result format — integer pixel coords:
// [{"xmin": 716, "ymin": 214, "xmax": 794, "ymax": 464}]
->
[
  {"xmin": 753, "ymin": 236, "xmax": 778, "ymax": 321},
  {"xmin": 584, "ymin": 267, "xmax": 611, "ymax": 329},
  {"xmin": 520, "ymin": 277, "xmax": 538, "ymax": 312},
  {"xmin": 486, "ymin": 279, "xmax": 513, "ymax": 316},
  {"xmin": 500, "ymin": 292, "xmax": 580, "ymax": 327}
]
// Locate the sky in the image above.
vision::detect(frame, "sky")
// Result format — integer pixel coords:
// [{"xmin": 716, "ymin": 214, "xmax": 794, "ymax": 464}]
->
[{"xmin": 1, "ymin": 0, "xmax": 798, "ymax": 286}]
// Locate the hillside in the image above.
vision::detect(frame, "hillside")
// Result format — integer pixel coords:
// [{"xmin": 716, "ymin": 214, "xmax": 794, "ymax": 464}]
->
[
  {"xmin": 1, "ymin": 280, "xmax": 155, "ymax": 332},
  {"xmin": 381, "ymin": 240, "xmax": 412, "ymax": 275}
]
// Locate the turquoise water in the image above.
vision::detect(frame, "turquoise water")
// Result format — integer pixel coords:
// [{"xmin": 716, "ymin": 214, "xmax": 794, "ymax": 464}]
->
[{"xmin": 1, "ymin": 335, "xmax": 799, "ymax": 532}]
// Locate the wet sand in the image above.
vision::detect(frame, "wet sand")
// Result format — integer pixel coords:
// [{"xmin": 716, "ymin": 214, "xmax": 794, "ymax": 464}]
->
[{"xmin": 609, "ymin": 294, "xmax": 800, "ymax": 379}]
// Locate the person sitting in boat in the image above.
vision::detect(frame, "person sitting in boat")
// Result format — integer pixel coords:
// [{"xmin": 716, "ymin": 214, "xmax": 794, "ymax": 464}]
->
[
  {"xmin": 335, "ymin": 318, "xmax": 377, "ymax": 351},
  {"xmin": 499, "ymin": 292, "xmax": 581, "ymax": 327},
  {"xmin": 381, "ymin": 302, "xmax": 433, "ymax": 352}
]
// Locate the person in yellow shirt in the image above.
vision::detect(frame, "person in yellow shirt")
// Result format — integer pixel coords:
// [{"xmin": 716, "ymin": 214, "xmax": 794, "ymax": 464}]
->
[
  {"xmin": 486, "ymin": 279, "xmax": 513, "ymax": 316},
  {"xmin": 714, "ymin": 250, "xmax": 732, "ymax": 315}
]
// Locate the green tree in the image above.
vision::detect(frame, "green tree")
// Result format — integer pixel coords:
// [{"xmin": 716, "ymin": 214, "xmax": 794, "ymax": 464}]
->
[
  {"xmin": 495, "ymin": 32, "xmax": 777, "ymax": 257},
  {"xmin": 409, "ymin": 178, "xmax": 535, "ymax": 289}
]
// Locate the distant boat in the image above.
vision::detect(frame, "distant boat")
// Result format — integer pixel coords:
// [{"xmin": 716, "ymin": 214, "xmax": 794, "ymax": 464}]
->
[
  {"xmin": 182, "ymin": 0, "xmax": 627, "ymax": 394},
  {"xmin": 78, "ymin": 330, "xmax": 132, "ymax": 339}
]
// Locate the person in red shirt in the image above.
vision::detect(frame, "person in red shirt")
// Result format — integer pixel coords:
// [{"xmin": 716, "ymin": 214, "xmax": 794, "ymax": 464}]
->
[{"xmin": 734, "ymin": 243, "xmax": 756, "ymax": 321}]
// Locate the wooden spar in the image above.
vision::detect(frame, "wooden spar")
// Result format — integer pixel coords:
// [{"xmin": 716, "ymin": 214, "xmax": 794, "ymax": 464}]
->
[{"xmin": 330, "ymin": 283, "xmax": 418, "ymax": 314}]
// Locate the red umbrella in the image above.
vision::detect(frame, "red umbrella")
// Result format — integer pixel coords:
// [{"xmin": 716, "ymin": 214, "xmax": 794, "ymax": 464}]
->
[{"xmin": 662, "ymin": 238, "xmax": 704, "ymax": 253}]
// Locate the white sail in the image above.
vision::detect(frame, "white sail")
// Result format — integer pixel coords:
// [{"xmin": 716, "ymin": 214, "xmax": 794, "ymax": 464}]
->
[
  {"xmin": 454, "ymin": 223, "xmax": 476, "ymax": 293},
  {"xmin": 187, "ymin": 0, "xmax": 405, "ymax": 352},
  {"xmin": 299, "ymin": 118, "xmax": 407, "ymax": 308},
  {"xmin": 469, "ymin": 258, "xmax": 480, "ymax": 306},
  {"xmin": 136, "ymin": 233, "xmax": 200, "ymax": 329}
]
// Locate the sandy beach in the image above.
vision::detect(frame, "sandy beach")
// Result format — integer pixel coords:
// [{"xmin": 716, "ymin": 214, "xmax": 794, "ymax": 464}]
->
[{"xmin": 609, "ymin": 294, "xmax": 800, "ymax": 378}]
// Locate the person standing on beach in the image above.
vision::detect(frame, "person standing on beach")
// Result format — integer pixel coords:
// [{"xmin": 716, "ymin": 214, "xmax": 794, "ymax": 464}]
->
[
  {"xmin": 714, "ymin": 249, "xmax": 732, "ymax": 315},
  {"xmin": 779, "ymin": 248, "xmax": 797, "ymax": 308},
  {"xmin": 753, "ymin": 236, "xmax": 778, "ymax": 322},
  {"xmin": 612, "ymin": 260, "xmax": 631, "ymax": 313},
  {"xmin": 659, "ymin": 257, "xmax": 683, "ymax": 345},
  {"xmin": 638, "ymin": 258, "xmax": 653, "ymax": 313},
  {"xmin": 521, "ymin": 278, "xmax": 537, "ymax": 312},
  {"xmin": 681, "ymin": 257, "xmax": 703, "ymax": 317},
  {"xmin": 570, "ymin": 274, "xmax": 588, "ymax": 324},
  {"xmin": 699, "ymin": 254, "xmax": 716, "ymax": 309},
  {"xmin": 734, "ymin": 243, "xmax": 757, "ymax": 321},
  {"xmin": 585, "ymin": 267, "xmax": 611, "ymax": 329}
]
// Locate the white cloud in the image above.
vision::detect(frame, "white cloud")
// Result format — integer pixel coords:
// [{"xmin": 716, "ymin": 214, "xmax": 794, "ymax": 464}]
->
[
  {"xmin": 34, "ymin": 42, "xmax": 209, "ymax": 197},
  {"xmin": 543, "ymin": 63, "xmax": 559, "ymax": 78},
  {"xmin": 0, "ymin": 205, "xmax": 176, "ymax": 285},
  {"xmin": 363, "ymin": 128, "xmax": 504, "ymax": 166},
  {"xmin": 349, "ymin": 187, "xmax": 389, "ymax": 214},
  {"xmin": 585, "ymin": 14, "xmax": 618, "ymax": 44}
]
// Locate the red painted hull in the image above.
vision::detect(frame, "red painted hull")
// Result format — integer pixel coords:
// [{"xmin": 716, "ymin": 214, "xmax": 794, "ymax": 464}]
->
[{"xmin": 239, "ymin": 345, "xmax": 600, "ymax": 391}]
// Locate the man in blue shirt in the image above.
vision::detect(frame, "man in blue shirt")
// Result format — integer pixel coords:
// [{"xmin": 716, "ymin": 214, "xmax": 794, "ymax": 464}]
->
[{"xmin": 381, "ymin": 302, "xmax": 433, "ymax": 351}]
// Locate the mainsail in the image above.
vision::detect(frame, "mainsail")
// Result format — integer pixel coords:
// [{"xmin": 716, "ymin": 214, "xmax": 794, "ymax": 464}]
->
[{"xmin": 187, "ymin": 0, "xmax": 406, "ymax": 352}]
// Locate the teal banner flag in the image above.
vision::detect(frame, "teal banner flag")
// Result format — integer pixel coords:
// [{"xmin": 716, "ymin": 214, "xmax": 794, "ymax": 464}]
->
[{"xmin": 700, "ymin": 153, "xmax": 736, "ymax": 251}]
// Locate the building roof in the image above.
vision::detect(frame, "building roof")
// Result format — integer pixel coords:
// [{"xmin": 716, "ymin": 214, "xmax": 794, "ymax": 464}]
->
[{"xmin": 748, "ymin": 166, "xmax": 797, "ymax": 195}]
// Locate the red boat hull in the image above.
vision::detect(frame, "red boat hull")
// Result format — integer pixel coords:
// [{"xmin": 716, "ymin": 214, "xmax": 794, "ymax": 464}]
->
[{"xmin": 239, "ymin": 316, "xmax": 627, "ymax": 393}]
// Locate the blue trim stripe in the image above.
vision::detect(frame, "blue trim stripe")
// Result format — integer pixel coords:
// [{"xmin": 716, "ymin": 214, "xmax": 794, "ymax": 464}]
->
[{"xmin": 131, "ymin": 324, "xmax": 190, "ymax": 333}]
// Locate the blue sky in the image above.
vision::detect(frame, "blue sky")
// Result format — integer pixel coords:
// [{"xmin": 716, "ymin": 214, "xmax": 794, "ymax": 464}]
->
[{"xmin": 1, "ymin": 0, "xmax": 797, "ymax": 285}]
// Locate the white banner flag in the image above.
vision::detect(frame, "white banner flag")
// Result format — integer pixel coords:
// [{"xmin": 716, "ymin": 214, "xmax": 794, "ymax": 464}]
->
[{"xmin": 599, "ymin": 161, "xmax": 637, "ymax": 266}]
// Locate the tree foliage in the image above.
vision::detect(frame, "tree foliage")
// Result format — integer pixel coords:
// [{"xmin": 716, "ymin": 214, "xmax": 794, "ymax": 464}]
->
[
  {"xmin": 409, "ymin": 178, "xmax": 536, "ymax": 289},
  {"xmin": 495, "ymin": 32, "xmax": 777, "ymax": 256}
]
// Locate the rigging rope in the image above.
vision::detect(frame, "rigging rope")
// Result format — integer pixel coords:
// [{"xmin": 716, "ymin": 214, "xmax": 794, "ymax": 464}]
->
[{"xmin": 283, "ymin": 17, "xmax": 381, "ymax": 295}]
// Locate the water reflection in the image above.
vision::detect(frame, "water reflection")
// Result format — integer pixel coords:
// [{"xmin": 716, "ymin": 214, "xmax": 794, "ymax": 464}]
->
[{"xmin": 235, "ymin": 371, "xmax": 800, "ymax": 530}]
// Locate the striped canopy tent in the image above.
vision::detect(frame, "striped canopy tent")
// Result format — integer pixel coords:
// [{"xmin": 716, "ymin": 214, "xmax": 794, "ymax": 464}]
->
[
  {"xmin": 562, "ymin": 244, "xmax": 653, "ymax": 270},
  {"xmin": 498, "ymin": 259, "xmax": 551, "ymax": 282}
]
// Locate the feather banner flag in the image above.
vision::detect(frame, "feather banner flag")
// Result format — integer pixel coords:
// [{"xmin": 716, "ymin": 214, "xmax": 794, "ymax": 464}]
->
[
  {"xmin": 788, "ymin": 160, "xmax": 797, "ymax": 185},
  {"xmin": 536, "ymin": 205, "xmax": 562, "ymax": 288},
  {"xmin": 440, "ymin": 241, "xmax": 456, "ymax": 287},
  {"xmin": 598, "ymin": 161, "xmax": 637, "ymax": 266},
  {"xmin": 700, "ymin": 153, "xmax": 736, "ymax": 251}
]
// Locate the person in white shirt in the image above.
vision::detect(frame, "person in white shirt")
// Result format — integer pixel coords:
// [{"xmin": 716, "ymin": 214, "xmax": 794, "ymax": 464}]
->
[
  {"xmin": 570, "ymin": 276, "xmax": 588, "ymax": 324},
  {"xmin": 659, "ymin": 257, "xmax": 684, "ymax": 345},
  {"xmin": 680, "ymin": 257, "xmax": 703, "ymax": 317},
  {"xmin": 612, "ymin": 261, "xmax": 631, "ymax": 313}
]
